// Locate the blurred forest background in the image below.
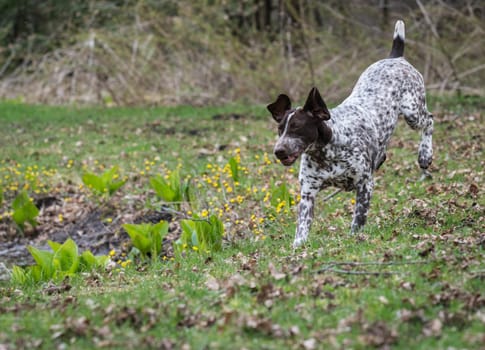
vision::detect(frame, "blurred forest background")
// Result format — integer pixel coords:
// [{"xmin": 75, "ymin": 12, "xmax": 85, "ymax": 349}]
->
[{"xmin": 0, "ymin": 0, "xmax": 483, "ymax": 106}]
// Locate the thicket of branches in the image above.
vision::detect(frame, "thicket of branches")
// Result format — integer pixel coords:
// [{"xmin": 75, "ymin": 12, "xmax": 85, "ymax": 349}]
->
[{"xmin": 0, "ymin": 0, "xmax": 483, "ymax": 105}]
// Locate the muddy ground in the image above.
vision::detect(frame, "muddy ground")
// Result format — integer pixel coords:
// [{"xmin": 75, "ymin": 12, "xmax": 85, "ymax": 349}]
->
[{"xmin": 0, "ymin": 188, "xmax": 178, "ymax": 269}]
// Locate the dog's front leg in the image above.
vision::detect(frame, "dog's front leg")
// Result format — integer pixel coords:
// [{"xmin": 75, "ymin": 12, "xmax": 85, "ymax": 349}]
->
[
  {"xmin": 351, "ymin": 176, "xmax": 374, "ymax": 233},
  {"xmin": 294, "ymin": 191, "xmax": 316, "ymax": 248},
  {"xmin": 294, "ymin": 163, "xmax": 323, "ymax": 247}
]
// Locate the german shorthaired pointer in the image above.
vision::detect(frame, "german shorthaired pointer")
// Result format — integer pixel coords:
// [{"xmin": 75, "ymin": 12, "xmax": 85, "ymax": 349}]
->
[{"xmin": 268, "ymin": 20, "xmax": 433, "ymax": 248}]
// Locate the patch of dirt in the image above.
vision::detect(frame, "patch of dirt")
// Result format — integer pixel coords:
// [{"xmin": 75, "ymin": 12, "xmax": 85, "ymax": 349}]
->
[{"xmin": 0, "ymin": 190, "xmax": 180, "ymax": 268}]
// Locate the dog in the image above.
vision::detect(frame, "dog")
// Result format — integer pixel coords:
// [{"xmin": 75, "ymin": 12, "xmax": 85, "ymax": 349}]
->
[{"xmin": 267, "ymin": 20, "xmax": 433, "ymax": 248}]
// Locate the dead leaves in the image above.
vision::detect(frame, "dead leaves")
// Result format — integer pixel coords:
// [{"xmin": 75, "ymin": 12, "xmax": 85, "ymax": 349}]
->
[
  {"xmin": 237, "ymin": 313, "xmax": 280, "ymax": 336},
  {"xmin": 50, "ymin": 316, "xmax": 90, "ymax": 339},
  {"xmin": 268, "ymin": 262, "xmax": 286, "ymax": 281},
  {"xmin": 430, "ymin": 284, "xmax": 485, "ymax": 311},
  {"xmin": 204, "ymin": 274, "xmax": 220, "ymax": 291},
  {"xmin": 43, "ymin": 280, "xmax": 72, "ymax": 295},
  {"xmin": 44, "ymin": 302, "xmax": 183, "ymax": 348},
  {"xmin": 360, "ymin": 321, "xmax": 399, "ymax": 347},
  {"xmin": 218, "ymin": 309, "xmax": 302, "ymax": 342},
  {"xmin": 334, "ymin": 309, "xmax": 399, "ymax": 348}
]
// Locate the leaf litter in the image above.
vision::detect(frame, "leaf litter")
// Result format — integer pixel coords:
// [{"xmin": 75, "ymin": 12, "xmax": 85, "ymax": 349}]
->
[{"xmin": 0, "ymin": 109, "xmax": 483, "ymax": 349}]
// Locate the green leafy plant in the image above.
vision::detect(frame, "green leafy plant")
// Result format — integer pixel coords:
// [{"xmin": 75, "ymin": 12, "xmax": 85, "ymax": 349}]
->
[
  {"xmin": 12, "ymin": 191, "xmax": 39, "ymax": 231},
  {"xmin": 174, "ymin": 215, "xmax": 224, "ymax": 256},
  {"xmin": 79, "ymin": 250, "xmax": 110, "ymax": 271},
  {"xmin": 149, "ymin": 170, "xmax": 190, "ymax": 208},
  {"xmin": 269, "ymin": 183, "xmax": 294, "ymax": 213},
  {"xmin": 122, "ymin": 221, "xmax": 169, "ymax": 258},
  {"xmin": 228, "ymin": 157, "xmax": 240, "ymax": 182},
  {"xmin": 82, "ymin": 165, "xmax": 126, "ymax": 198},
  {"xmin": 11, "ymin": 238, "xmax": 109, "ymax": 285}
]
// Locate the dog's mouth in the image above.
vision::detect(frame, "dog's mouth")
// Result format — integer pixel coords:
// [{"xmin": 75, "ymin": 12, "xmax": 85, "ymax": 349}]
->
[{"xmin": 278, "ymin": 152, "xmax": 300, "ymax": 166}]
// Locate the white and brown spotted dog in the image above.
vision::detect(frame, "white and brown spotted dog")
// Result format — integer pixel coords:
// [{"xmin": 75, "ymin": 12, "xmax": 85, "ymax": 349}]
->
[{"xmin": 268, "ymin": 20, "xmax": 433, "ymax": 248}]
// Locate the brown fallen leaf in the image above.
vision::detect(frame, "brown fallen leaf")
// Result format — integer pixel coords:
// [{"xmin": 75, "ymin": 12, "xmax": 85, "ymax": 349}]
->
[
  {"xmin": 95, "ymin": 325, "xmax": 112, "ymax": 339},
  {"xmin": 423, "ymin": 318, "xmax": 442, "ymax": 337},
  {"xmin": 468, "ymin": 183, "xmax": 479, "ymax": 197},
  {"xmin": 361, "ymin": 321, "xmax": 398, "ymax": 347},
  {"xmin": 205, "ymin": 275, "xmax": 220, "ymax": 291},
  {"xmin": 268, "ymin": 262, "xmax": 286, "ymax": 280},
  {"xmin": 302, "ymin": 338, "xmax": 317, "ymax": 350},
  {"xmin": 378, "ymin": 296, "xmax": 389, "ymax": 305}
]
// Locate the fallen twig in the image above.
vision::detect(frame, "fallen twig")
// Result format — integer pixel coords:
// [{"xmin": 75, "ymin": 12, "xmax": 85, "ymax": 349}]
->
[
  {"xmin": 316, "ymin": 260, "xmax": 430, "ymax": 276},
  {"xmin": 320, "ymin": 260, "xmax": 429, "ymax": 267},
  {"xmin": 318, "ymin": 267, "xmax": 401, "ymax": 276},
  {"xmin": 468, "ymin": 270, "xmax": 485, "ymax": 277},
  {"xmin": 322, "ymin": 189, "xmax": 343, "ymax": 202}
]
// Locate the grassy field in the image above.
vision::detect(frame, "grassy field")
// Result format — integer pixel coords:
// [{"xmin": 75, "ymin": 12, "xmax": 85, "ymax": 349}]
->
[{"xmin": 0, "ymin": 97, "xmax": 483, "ymax": 349}]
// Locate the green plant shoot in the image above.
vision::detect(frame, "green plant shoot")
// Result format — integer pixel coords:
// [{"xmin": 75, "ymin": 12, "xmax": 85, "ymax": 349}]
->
[
  {"xmin": 12, "ymin": 191, "xmax": 39, "ymax": 231},
  {"xmin": 122, "ymin": 221, "xmax": 169, "ymax": 257},
  {"xmin": 174, "ymin": 215, "xmax": 224, "ymax": 256},
  {"xmin": 270, "ymin": 183, "xmax": 294, "ymax": 210},
  {"xmin": 82, "ymin": 165, "xmax": 126, "ymax": 198},
  {"xmin": 11, "ymin": 238, "xmax": 109, "ymax": 285},
  {"xmin": 150, "ymin": 170, "xmax": 190, "ymax": 208},
  {"xmin": 228, "ymin": 157, "xmax": 239, "ymax": 182}
]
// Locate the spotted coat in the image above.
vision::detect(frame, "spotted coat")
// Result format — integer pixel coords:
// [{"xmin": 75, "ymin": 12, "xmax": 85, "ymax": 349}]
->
[{"xmin": 268, "ymin": 21, "xmax": 434, "ymax": 247}]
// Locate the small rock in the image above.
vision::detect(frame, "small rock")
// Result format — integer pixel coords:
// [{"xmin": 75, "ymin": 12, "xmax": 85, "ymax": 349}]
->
[
  {"xmin": 0, "ymin": 263, "xmax": 11, "ymax": 281},
  {"xmin": 378, "ymin": 295, "xmax": 389, "ymax": 305},
  {"xmin": 302, "ymin": 338, "xmax": 317, "ymax": 350}
]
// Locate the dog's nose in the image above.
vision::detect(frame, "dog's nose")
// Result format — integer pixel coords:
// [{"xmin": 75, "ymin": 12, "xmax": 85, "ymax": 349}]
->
[{"xmin": 274, "ymin": 149, "xmax": 287, "ymax": 159}]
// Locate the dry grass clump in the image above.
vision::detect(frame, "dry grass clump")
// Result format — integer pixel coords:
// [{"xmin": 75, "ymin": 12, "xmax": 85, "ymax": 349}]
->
[{"xmin": 0, "ymin": 0, "xmax": 483, "ymax": 106}]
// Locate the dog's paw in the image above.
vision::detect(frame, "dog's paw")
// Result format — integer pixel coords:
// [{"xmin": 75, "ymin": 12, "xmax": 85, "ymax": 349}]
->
[
  {"xmin": 419, "ymin": 169, "xmax": 432, "ymax": 181},
  {"xmin": 292, "ymin": 237, "xmax": 307, "ymax": 249},
  {"xmin": 350, "ymin": 222, "xmax": 364, "ymax": 235}
]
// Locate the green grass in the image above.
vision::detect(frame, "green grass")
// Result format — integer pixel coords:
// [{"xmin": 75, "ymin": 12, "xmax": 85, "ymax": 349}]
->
[
  {"xmin": 0, "ymin": 97, "xmax": 484, "ymax": 349},
  {"xmin": 0, "ymin": 102, "xmax": 268, "ymax": 171}
]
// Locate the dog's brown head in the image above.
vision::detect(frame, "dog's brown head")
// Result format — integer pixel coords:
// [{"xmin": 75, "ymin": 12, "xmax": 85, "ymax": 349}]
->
[{"xmin": 268, "ymin": 87, "xmax": 332, "ymax": 166}]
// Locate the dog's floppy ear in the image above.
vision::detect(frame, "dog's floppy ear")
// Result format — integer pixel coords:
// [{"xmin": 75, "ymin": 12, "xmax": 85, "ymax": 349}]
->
[
  {"xmin": 267, "ymin": 94, "xmax": 291, "ymax": 123},
  {"xmin": 303, "ymin": 87, "xmax": 330, "ymax": 120}
]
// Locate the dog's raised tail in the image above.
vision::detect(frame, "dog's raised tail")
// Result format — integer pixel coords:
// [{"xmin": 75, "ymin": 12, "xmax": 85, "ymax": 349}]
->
[{"xmin": 389, "ymin": 20, "xmax": 405, "ymax": 58}]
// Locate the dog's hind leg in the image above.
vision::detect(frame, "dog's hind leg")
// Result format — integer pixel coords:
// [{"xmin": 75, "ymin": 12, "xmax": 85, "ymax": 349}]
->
[
  {"xmin": 417, "ymin": 112, "xmax": 433, "ymax": 179},
  {"xmin": 351, "ymin": 175, "xmax": 374, "ymax": 233},
  {"xmin": 375, "ymin": 153, "xmax": 387, "ymax": 171},
  {"xmin": 405, "ymin": 110, "xmax": 434, "ymax": 179},
  {"xmin": 401, "ymin": 93, "xmax": 434, "ymax": 179}
]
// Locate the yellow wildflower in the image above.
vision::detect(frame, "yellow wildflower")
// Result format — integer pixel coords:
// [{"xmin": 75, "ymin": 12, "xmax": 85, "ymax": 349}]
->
[{"xmin": 121, "ymin": 259, "xmax": 132, "ymax": 268}]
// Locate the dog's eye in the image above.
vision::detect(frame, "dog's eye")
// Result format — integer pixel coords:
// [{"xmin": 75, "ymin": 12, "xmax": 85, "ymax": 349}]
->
[{"xmin": 289, "ymin": 119, "xmax": 305, "ymax": 131}]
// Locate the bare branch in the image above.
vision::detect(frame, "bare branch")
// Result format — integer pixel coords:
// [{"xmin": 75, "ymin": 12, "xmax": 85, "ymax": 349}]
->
[{"xmin": 416, "ymin": 0, "xmax": 462, "ymax": 94}]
